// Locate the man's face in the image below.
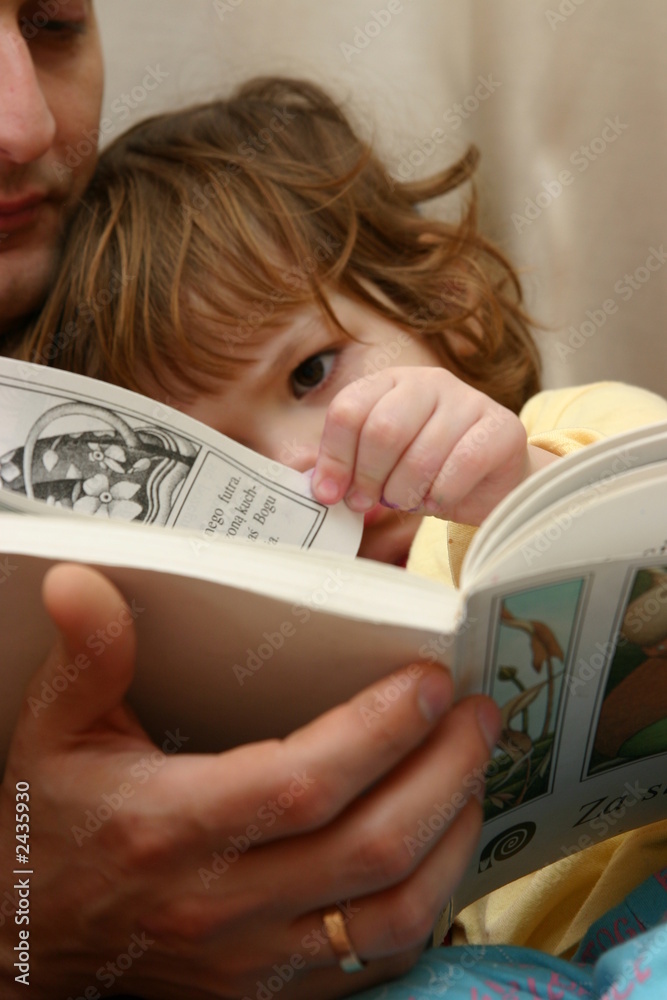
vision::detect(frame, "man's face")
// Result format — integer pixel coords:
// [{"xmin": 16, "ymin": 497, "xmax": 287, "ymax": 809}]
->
[{"xmin": 0, "ymin": 0, "xmax": 103, "ymax": 336}]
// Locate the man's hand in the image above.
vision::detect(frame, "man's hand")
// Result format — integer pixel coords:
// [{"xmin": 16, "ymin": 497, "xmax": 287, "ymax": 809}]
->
[{"xmin": 0, "ymin": 564, "xmax": 499, "ymax": 999}]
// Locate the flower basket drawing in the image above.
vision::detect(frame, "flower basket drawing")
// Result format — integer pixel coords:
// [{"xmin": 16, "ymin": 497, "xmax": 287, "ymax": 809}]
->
[{"xmin": 0, "ymin": 401, "xmax": 198, "ymax": 526}]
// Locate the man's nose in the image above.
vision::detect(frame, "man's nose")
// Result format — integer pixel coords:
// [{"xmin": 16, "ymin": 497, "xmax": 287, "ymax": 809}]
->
[{"xmin": 0, "ymin": 26, "xmax": 56, "ymax": 164}]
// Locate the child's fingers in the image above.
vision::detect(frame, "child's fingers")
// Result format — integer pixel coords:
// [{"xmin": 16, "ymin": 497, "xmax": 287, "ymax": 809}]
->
[
  {"xmin": 423, "ymin": 408, "xmax": 527, "ymax": 524},
  {"xmin": 311, "ymin": 367, "xmax": 522, "ymax": 521},
  {"xmin": 376, "ymin": 395, "xmax": 524, "ymax": 521},
  {"xmin": 345, "ymin": 381, "xmax": 439, "ymax": 511},
  {"xmin": 311, "ymin": 371, "xmax": 400, "ymax": 505},
  {"xmin": 378, "ymin": 408, "xmax": 456, "ymax": 510}
]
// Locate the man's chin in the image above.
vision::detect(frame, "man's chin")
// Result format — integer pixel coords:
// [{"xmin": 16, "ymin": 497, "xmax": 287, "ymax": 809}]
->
[{"xmin": 0, "ymin": 244, "xmax": 57, "ymax": 339}]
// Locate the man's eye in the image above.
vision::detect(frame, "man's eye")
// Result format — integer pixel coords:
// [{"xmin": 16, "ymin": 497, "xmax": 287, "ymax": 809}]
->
[
  {"xmin": 21, "ymin": 17, "xmax": 86, "ymax": 41},
  {"xmin": 290, "ymin": 351, "xmax": 337, "ymax": 399}
]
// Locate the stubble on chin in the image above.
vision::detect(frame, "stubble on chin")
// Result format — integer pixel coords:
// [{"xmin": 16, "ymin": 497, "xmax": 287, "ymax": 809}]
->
[{"xmin": 0, "ymin": 240, "xmax": 60, "ymax": 342}]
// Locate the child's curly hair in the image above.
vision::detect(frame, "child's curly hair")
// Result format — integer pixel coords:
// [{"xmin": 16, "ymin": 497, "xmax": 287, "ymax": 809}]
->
[{"xmin": 24, "ymin": 76, "xmax": 540, "ymax": 412}]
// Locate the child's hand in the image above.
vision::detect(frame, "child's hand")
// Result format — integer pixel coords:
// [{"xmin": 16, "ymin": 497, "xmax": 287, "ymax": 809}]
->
[{"xmin": 311, "ymin": 367, "xmax": 557, "ymax": 526}]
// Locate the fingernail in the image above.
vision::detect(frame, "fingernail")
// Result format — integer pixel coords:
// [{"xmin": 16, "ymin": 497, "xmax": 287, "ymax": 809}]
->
[
  {"xmin": 313, "ymin": 477, "xmax": 340, "ymax": 504},
  {"xmin": 475, "ymin": 700, "xmax": 502, "ymax": 752},
  {"xmin": 346, "ymin": 491, "xmax": 375, "ymax": 512},
  {"xmin": 380, "ymin": 496, "xmax": 422, "ymax": 513},
  {"xmin": 417, "ymin": 671, "xmax": 451, "ymax": 723}
]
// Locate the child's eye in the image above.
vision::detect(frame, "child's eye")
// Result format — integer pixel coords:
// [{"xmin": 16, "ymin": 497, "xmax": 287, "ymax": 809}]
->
[{"xmin": 290, "ymin": 351, "xmax": 338, "ymax": 399}]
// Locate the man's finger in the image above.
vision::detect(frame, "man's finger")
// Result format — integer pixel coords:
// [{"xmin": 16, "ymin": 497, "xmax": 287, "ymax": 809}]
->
[
  {"xmin": 21, "ymin": 563, "xmax": 139, "ymax": 742},
  {"xmin": 166, "ymin": 664, "xmax": 459, "ymax": 843}
]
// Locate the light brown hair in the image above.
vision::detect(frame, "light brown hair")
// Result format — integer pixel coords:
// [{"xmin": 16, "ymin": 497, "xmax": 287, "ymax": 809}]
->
[{"xmin": 23, "ymin": 76, "xmax": 540, "ymax": 412}]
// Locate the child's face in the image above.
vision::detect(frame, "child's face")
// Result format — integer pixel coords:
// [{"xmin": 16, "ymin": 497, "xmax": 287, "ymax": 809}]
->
[{"xmin": 180, "ymin": 293, "xmax": 442, "ymax": 566}]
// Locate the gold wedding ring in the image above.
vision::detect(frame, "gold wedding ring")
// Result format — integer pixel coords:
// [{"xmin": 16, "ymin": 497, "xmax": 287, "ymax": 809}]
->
[{"xmin": 322, "ymin": 904, "xmax": 367, "ymax": 973}]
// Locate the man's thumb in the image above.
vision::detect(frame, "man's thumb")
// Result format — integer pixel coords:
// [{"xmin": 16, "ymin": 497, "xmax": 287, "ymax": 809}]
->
[{"xmin": 22, "ymin": 563, "xmax": 138, "ymax": 740}]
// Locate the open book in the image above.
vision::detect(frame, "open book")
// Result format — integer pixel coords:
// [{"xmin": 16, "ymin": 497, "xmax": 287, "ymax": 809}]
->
[{"xmin": 0, "ymin": 357, "xmax": 666, "ymax": 917}]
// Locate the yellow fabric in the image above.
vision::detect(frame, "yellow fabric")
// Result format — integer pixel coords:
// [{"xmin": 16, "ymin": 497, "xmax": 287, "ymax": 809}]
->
[
  {"xmin": 451, "ymin": 821, "xmax": 667, "ymax": 957},
  {"xmin": 407, "ymin": 381, "xmax": 667, "ymax": 956}
]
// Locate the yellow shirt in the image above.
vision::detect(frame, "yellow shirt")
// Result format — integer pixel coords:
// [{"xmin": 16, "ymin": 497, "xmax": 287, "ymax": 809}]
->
[{"xmin": 407, "ymin": 381, "xmax": 667, "ymax": 956}]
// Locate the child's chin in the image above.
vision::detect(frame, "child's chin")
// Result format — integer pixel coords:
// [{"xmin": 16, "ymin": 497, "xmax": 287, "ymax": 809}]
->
[
  {"xmin": 358, "ymin": 539, "xmax": 410, "ymax": 567},
  {"xmin": 358, "ymin": 515, "xmax": 421, "ymax": 567}
]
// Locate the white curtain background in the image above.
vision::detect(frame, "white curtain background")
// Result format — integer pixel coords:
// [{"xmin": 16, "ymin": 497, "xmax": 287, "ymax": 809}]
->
[{"xmin": 95, "ymin": 0, "xmax": 667, "ymax": 398}]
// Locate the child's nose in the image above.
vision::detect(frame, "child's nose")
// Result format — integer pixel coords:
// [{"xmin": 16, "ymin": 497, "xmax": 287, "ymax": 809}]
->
[{"xmin": 263, "ymin": 430, "xmax": 319, "ymax": 474}]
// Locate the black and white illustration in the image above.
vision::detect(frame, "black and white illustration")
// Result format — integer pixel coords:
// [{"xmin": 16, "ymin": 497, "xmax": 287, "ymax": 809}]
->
[
  {"xmin": 0, "ymin": 360, "xmax": 363, "ymax": 553},
  {"xmin": 0, "ymin": 400, "xmax": 199, "ymax": 526}
]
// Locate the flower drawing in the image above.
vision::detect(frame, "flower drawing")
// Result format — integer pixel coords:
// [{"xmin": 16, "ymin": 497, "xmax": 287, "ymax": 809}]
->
[
  {"xmin": 87, "ymin": 441, "xmax": 127, "ymax": 474},
  {"xmin": 73, "ymin": 473, "xmax": 143, "ymax": 521}
]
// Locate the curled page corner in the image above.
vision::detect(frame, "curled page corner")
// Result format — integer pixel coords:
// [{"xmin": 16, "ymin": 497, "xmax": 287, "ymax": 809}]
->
[{"xmin": 300, "ymin": 466, "xmax": 363, "ymax": 557}]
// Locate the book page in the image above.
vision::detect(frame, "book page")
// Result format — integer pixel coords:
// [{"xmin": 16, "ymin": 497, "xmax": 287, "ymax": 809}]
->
[
  {"xmin": 446, "ymin": 555, "xmax": 667, "ymax": 921},
  {"xmin": 467, "ymin": 461, "xmax": 667, "ymax": 587},
  {"xmin": 0, "ymin": 358, "xmax": 362, "ymax": 554},
  {"xmin": 462, "ymin": 420, "xmax": 667, "ymax": 585},
  {"xmin": 0, "ymin": 513, "xmax": 460, "ymax": 768}
]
